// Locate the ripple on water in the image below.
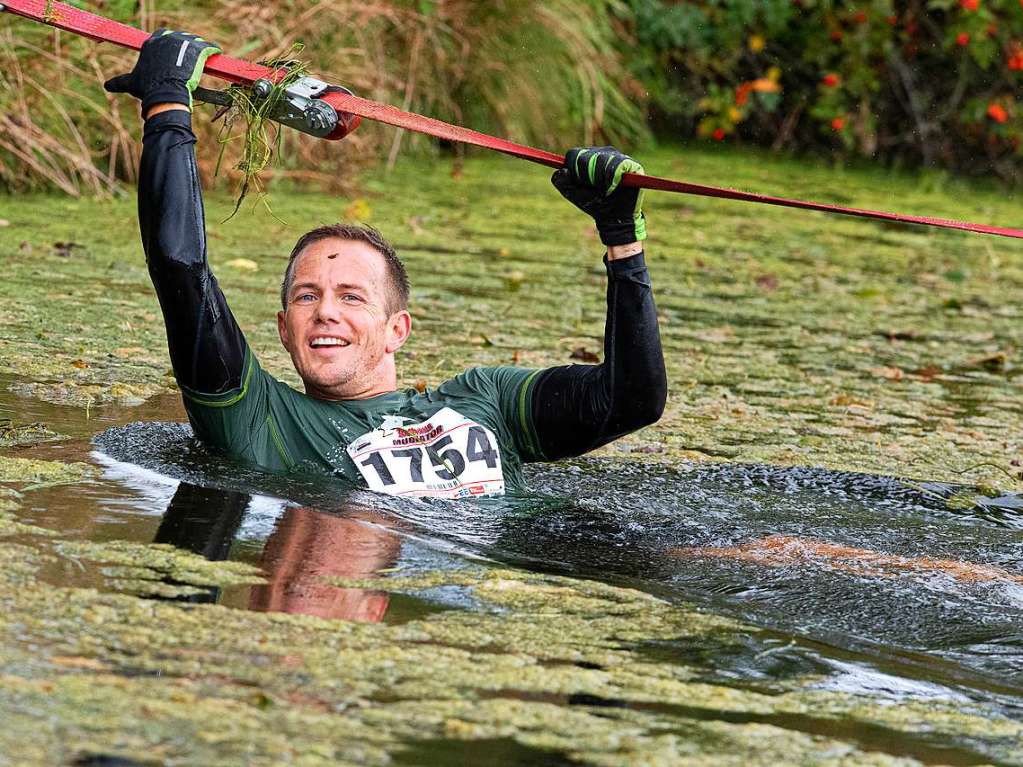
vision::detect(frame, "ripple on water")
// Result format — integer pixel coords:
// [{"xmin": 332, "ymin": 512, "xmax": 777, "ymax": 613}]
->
[{"xmin": 91, "ymin": 421, "xmax": 1023, "ymax": 702}]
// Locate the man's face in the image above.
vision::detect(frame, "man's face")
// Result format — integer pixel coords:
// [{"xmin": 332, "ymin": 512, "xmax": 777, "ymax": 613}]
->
[{"xmin": 277, "ymin": 238, "xmax": 411, "ymax": 400}]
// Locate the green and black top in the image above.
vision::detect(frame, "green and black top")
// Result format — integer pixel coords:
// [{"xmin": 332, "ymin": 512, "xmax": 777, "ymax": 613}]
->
[
  {"xmin": 182, "ymin": 351, "xmax": 543, "ymax": 495},
  {"xmin": 137, "ymin": 110, "xmax": 666, "ymax": 497}
]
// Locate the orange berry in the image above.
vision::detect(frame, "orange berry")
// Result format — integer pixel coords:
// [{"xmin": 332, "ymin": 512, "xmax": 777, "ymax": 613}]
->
[{"xmin": 987, "ymin": 103, "xmax": 1009, "ymax": 123}]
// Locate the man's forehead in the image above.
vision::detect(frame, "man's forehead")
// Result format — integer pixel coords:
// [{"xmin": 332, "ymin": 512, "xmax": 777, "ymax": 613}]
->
[{"xmin": 294, "ymin": 238, "xmax": 387, "ymax": 276}]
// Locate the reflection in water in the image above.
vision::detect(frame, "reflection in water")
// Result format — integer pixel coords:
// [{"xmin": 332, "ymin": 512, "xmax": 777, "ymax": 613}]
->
[
  {"xmin": 92, "ymin": 422, "xmax": 1023, "ymax": 704},
  {"xmin": 152, "ymin": 480, "xmax": 400, "ymax": 621},
  {"xmin": 249, "ymin": 506, "xmax": 399, "ymax": 620},
  {"xmin": 680, "ymin": 534, "xmax": 1023, "ymax": 585},
  {"xmin": 152, "ymin": 482, "xmax": 248, "ymax": 603}
]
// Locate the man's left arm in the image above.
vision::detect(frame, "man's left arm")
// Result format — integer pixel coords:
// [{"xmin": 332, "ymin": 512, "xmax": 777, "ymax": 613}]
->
[
  {"xmin": 525, "ymin": 242, "xmax": 666, "ymax": 460},
  {"xmin": 503, "ymin": 146, "xmax": 667, "ymax": 461}
]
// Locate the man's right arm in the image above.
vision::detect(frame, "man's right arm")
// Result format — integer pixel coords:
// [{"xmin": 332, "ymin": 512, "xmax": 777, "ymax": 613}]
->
[{"xmin": 139, "ymin": 107, "xmax": 247, "ymax": 394}]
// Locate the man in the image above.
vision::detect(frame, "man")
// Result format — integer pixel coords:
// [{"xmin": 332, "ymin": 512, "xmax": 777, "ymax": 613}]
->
[{"xmin": 106, "ymin": 31, "xmax": 666, "ymax": 499}]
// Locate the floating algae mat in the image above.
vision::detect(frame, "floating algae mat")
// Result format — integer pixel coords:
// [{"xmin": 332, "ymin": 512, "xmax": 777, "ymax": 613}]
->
[
  {"xmin": 2, "ymin": 145, "xmax": 1023, "ymax": 762},
  {"xmin": 3, "ymin": 145, "xmax": 1023, "ymax": 489},
  {"xmin": 0, "ymin": 419, "xmax": 985, "ymax": 764}
]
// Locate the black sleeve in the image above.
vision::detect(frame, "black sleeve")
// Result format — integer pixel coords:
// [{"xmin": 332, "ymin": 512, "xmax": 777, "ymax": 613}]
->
[
  {"xmin": 138, "ymin": 109, "xmax": 247, "ymax": 394},
  {"xmin": 529, "ymin": 252, "xmax": 667, "ymax": 460}
]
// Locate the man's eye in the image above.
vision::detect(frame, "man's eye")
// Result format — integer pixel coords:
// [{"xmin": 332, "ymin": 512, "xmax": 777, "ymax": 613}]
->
[
  {"xmin": 342, "ymin": 294, "xmax": 362, "ymax": 302},
  {"xmin": 295, "ymin": 294, "xmax": 316, "ymax": 303}
]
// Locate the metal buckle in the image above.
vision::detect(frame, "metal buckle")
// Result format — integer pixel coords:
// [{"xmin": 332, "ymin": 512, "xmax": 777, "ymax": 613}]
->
[
  {"xmin": 252, "ymin": 76, "xmax": 341, "ymax": 138},
  {"xmin": 193, "ymin": 76, "xmax": 347, "ymax": 139}
]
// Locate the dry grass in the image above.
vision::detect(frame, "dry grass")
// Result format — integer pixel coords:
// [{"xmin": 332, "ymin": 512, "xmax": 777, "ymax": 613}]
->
[{"xmin": 0, "ymin": 0, "xmax": 644, "ymax": 196}]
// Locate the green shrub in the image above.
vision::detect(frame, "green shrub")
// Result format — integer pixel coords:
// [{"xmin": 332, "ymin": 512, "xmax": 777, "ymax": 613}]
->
[{"xmin": 625, "ymin": 0, "xmax": 1023, "ymax": 181}]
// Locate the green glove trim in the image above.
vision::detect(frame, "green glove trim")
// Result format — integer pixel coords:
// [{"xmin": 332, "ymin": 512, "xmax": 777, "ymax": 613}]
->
[
  {"xmin": 608, "ymin": 158, "xmax": 643, "ymax": 195},
  {"xmin": 186, "ymin": 44, "xmax": 222, "ymax": 109}
]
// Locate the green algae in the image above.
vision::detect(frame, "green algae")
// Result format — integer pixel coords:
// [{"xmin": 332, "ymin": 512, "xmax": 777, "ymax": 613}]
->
[
  {"xmin": 0, "ymin": 543, "xmax": 1016, "ymax": 765},
  {"xmin": 2, "ymin": 145, "xmax": 1022, "ymax": 487},
  {"xmin": 0, "ymin": 509, "xmax": 58, "ymax": 539},
  {"xmin": 0, "ymin": 420, "xmax": 62, "ymax": 448},
  {"xmin": 0, "ymin": 455, "xmax": 93, "ymax": 488},
  {"xmin": 9, "ymin": 379, "xmax": 166, "ymax": 408},
  {"xmin": 54, "ymin": 539, "xmax": 267, "ymax": 591},
  {"xmin": 3, "ymin": 148, "xmax": 1023, "ymax": 761}
]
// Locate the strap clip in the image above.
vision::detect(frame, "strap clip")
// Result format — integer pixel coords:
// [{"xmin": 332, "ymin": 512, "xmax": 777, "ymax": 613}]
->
[{"xmin": 193, "ymin": 75, "xmax": 349, "ymax": 139}]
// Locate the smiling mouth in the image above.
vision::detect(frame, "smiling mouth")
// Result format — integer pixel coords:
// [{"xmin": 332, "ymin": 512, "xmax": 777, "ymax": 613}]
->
[{"xmin": 310, "ymin": 338, "xmax": 351, "ymax": 348}]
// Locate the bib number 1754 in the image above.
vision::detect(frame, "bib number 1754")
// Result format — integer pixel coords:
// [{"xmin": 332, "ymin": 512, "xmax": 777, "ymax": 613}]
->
[{"xmin": 347, "ymin": 408, "xmax": 505, "ymax": 498}]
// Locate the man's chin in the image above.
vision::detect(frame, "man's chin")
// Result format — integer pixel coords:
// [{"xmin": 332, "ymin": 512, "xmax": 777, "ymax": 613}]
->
[{"xmin": 296, "ymin": 364, "xmax": 358, "ymax": 399}]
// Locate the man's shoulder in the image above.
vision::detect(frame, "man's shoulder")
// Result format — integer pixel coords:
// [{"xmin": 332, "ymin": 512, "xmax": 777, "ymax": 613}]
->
[
  {"xmin": 436, "ymin": 365, "xmax": 541, "ymax": 397},
  {"xmin": 181, "ymin": 347, "xmax": 309, "ymax": 414}
]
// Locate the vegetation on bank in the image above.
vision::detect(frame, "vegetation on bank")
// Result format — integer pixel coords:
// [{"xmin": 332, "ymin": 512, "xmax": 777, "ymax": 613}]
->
[
  {"xmin": 630, "ymin": 0, "xmax": 1023, "ymax": 181},
  {"xmin": 0, "ymin": 0, "xmax": 642, "ymax": 196},
  {"xmin": 4, "ymin": 0, "xmax": 1023, "ymax": 196}
]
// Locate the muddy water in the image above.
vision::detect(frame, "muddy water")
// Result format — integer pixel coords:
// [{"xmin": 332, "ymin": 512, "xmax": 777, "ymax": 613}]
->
[
  {"xmin": 5, "ymin": 377, "xmax": 1023, "ymax": 764},
  {"xmin": 89, "ymin": 419, "xmax": 1023, "ymax": 699}
]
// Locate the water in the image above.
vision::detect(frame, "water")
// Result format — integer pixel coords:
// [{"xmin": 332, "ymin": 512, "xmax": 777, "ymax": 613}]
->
[
  {"xmin": 5, "ymin": 381, "xmax": 1023, "ymax": 762},
  {"xmin": 83, "ymin": 420, "xmax": 1023, "ymax": 706}
]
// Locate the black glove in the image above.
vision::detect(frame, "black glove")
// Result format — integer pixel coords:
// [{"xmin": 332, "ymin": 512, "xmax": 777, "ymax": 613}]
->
[
  {"xmin": 552, "ymin": 146, "xmax": 647, "ymax": 247},
  {"xmin": 104, "ymin": 29, "xmax": 221, "ymax": 114}
]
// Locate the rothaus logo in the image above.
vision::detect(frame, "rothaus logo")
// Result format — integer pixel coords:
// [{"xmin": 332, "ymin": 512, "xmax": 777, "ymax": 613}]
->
[{"xmin": 392, "ymin": 422, "xmax": 443, "ymax": 446}]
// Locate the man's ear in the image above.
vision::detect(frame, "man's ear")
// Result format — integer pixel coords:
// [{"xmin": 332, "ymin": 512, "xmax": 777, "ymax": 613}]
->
[
  {"xmin": 385, "ymin": 310, "xmax": 412, "ymax": 354},
  {"xmin": 277, "ymin": 310, "xmax": 291, "ymax": 352}
]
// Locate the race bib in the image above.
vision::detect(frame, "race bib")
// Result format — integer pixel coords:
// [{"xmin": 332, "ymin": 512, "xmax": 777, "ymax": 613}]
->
[{"xmin": 347, "ymin": 408, "xmax": 505, "ymax": 499}]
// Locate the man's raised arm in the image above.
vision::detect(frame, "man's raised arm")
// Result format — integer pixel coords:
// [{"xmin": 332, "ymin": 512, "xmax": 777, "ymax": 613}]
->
[
  {"xmin": 107, "ymin": 31, "xmax": 247, "ymax": 394},
  {"xmin": 529, "ymin": 147, "xmax": 667, "ymax": 460}
]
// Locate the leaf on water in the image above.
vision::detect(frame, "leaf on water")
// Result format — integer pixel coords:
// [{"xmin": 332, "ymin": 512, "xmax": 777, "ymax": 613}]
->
[
  {"xmin": 50, "ymin": 655, "xmax": 110, "ymax": 671},
  {"xmin": 570, "ymin": 347, "xmax": 600, "ymax": 363},
  {"xmin": 966, "ymin": 352, "xmax": 1007, "ymax": 372},
  {"xmin": 829, "ymin": 393, "xmax": 873, "ymax": 409},
  {"xmin": 502, "ymin": 271, "xmax": 525, "ymax": 291},
  {"xmin": 112, "ymin": 347, "xmax": 146, "ymax": 359},
  {"xmin": 52, "ymin": 242, "xmax": 84, "ymax": 258},
  {"xmin": 875, "ymin": 329, "xmax": 920, "ymax": 342},
  {"xmin": 225, "ymin": 258, "xmax": 259, "ymax": 272},
  {"xmin": 868, "ymin": 366, "xmax": 904, "ymax": 381},
  {"xmin": 344, "ymin": 199, "xmax": 372, "ymax": 221},
  {"xmin": 912, "ymin": 365, "xmax": 942, "ymax": 381}
]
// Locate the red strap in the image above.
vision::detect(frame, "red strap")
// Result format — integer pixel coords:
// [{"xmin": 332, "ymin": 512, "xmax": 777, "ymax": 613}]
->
[
  {"xmin": 5, "ymin": 0, "xmax": 1023, "ymax": 240},
  {"xmin": 321, "ymin": 90, "xmax": 1023, "ymax": 240},
  {"xmin": 2, "ymin": 0, "xmax": 272, "ymax": 82}
]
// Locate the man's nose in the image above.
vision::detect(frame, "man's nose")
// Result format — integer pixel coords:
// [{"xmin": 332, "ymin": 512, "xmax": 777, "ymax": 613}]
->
[{"xmin": 314, "ymin": 295, "xmax": 343, "ymax": 323}]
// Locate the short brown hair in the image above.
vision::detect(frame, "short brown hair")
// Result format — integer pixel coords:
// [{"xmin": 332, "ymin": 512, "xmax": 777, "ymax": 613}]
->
[{"xmin": 280, "ymin": 224, "xmax": 410, "ymax": 314}]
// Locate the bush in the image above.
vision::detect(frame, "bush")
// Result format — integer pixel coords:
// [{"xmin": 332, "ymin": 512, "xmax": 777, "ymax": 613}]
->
[{"xmin": 624, "ymin": 0, "xmax": 1023, "ymax": 181}]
